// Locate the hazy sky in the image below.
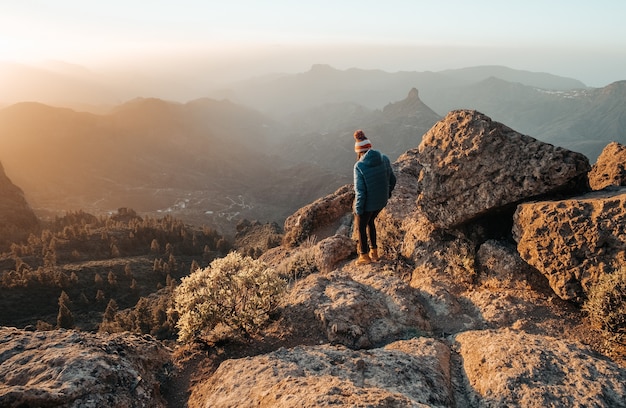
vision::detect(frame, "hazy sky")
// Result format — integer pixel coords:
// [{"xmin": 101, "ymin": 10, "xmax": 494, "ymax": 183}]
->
[{"xmin": 1, "ymin": 0, "xmax": 625, "ymax": 87}]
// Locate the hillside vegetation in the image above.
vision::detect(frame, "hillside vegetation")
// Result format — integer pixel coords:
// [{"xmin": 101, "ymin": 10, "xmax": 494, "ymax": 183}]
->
[{"xmin": 0, "ymin": 208, "xmax": 231, "ymax": 336}]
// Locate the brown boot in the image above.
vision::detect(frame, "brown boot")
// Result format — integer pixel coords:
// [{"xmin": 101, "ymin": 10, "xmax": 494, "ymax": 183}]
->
[
  {"xmin": 355, "ymin": 253, "xmax": 372, "ymax": 266},
  {"xmin": 369, "ymin": 248, "xmax": 379, "ymax": 262}
]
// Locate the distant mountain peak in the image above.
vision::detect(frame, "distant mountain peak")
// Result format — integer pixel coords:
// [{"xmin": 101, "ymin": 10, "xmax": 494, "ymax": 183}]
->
[
  {"xmin": 407, "ymin": 88, "xmax": 420, "ymax": 99},
  {"xmin": 309, "ymin": 64, "xmax": 337, "ymax": 73},
  {"xmin": 382, "ymin": 88, "xmax": 439, "ymax": 120}
]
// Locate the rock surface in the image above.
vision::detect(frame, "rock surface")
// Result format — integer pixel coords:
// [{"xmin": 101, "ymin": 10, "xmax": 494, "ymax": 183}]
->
[
  {"xmin": 282, "ymin": 184, "xmax": 354, "ymax": 247},
  {"xmin": 417, "ymin": 110, "xmax": 591, "ymax": 229},
  {"xmin": 192, "ymin": 328, "xmax": 626, "ymax": 408},
  {"xmin": 0, "ymin": 327, "xmax": 171, "ymax": 408},
  {"xmin": 278, "ymin": 268, "xmax": 431, "ymax": 349},
  {"xmin": 456, "ymin": 329, "xmax": 626, "ymax": 408},
  {"xmin": 589, "ymin": 141, "xmax": 626, "ymax": 190},
  {"xmin": 193, "ymin": 338, "xmax": 453, "ymax": 408},
  {"xmin": 513, "ymin": 187, "xmax": 626, "ymax": 302}
]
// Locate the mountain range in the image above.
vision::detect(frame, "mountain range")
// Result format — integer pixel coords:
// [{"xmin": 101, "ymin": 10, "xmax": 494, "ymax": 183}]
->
[
  {"xmin": 220, "ymin": 65, "xmax": 624, "ymax": 161},
  {"xmin": 0, "ymin": 64, "xmax": 624, "ymax": 236}
]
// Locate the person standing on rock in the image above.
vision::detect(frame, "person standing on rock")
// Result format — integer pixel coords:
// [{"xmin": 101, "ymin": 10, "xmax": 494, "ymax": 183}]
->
[{"xmin": 353, "ymin": 129, "xmax": 396, "ymax": 265}]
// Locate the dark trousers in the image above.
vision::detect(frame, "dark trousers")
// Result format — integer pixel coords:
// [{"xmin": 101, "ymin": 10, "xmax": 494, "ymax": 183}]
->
[{"xmin": 355, "ymin": 209, "xmax": 381, "ymax": 254}]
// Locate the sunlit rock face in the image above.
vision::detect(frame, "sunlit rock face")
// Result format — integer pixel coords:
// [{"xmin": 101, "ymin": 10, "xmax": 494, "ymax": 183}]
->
[
  {"xmin": 282, "ymin": 184, "xmax": 354, "ymax": 248},
  {"xmin": 513, "ymin": 187, "xmax": 626, "ymax": 303},
  {"xmin": 588, "ymin": 141, "xmax": 626, "ymax": 190},
  {"xmin": 0, "ymin": 328, "xmax": 171, "ymax": 407},
  {"xmin": 195, "ymin": 338, "xmax": 454, "ymax": 408},
  {"xmin": 416, "ymin": 109, "xmax": 590, "ymax": 229},
  {"xmin": 456, "ymin": 329, "xmax": 626, "ymax": 408}
]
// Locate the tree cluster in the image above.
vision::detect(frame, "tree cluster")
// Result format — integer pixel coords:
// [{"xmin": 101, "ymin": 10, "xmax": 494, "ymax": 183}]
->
[{"xmin": 0, "ymin": 208, "xmax": 231, "ymax": 330}]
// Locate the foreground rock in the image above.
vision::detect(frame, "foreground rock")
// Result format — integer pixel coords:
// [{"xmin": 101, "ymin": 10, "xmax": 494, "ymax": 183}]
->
[
  {"xmin": 282, "ymin": 184, "xmax": 353, "ymax": 247},
  {"xmin": 513, "ymin": 187, "xmax": 626, "ymax": 302},
  {"xmin": 417, "ymin": 110, "xmax": 590, "ymax": 229},
  {"xmin": 193, "ymin": 338, "xmax": 453, "ymax": 408},
  {"xmin": 192, "ymin": 327, "xmax": 626, "ymax": 407},
  {"xmin": 0, "ymin": 327, "xmax": 171, "ymax": 408},
  {"xmin": 456, "ymin": 329, "xmax": 626, "ymax": 408},
  {"xmin": 589, "ymin": 141, "xmax": 626, "ymax": 190},
  {"xmin": 278, "ymin": 269, "xmax": 431, "ymax": 349}
]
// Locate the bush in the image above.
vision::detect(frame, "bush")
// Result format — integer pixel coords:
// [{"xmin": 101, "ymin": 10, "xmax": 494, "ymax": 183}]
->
[
  {"xmin": 584, "ymin": 266, "xmax": 626, "ymax": 342},
  {"xmin": 173, "ymin": 252, "xmax": 286, "ymax": 343},
  {"xmin": 276, "ymin": 246, "xmax": 319, "ymax": 283}
]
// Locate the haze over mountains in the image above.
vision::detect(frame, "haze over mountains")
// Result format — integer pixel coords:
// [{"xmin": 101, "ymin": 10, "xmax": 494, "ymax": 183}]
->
[{"xmin": 0, "ymin": 63, "xmax": 624, "ymax": 235}]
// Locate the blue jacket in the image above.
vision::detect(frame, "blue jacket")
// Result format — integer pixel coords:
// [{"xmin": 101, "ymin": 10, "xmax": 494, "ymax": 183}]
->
[{"xmin": 354, "ymin": 149, "xmax": 396, "ymax": 215}]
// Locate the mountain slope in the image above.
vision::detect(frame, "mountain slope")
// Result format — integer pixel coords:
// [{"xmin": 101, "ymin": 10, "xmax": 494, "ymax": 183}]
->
[
  {"xmin": 0, "ymin": 161, "xmax": 39, "ymax": 250},
  {"xmin": 0, "ymin": 99, "xmax": 325, "ymax": 232},
  {"xmin": 437, "ymin": 65, "xmax": 586, "ymax": 90},
  {"xmin": 272, "ymin": 88, "xmax": 441, "ymax": 179},
  {"xmin": 218, "ymin": 64, "xmax": 586, "ymax": 116}
]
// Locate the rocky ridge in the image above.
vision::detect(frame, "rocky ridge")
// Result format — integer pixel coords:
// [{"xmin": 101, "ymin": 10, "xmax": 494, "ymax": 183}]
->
[
  {"xmin": 1, "ymin": 110, "xmax": 626, "ymax": 407},
  {"xmin": 232, "ymin": 109, "xmax": 626, "ymax": 407}
]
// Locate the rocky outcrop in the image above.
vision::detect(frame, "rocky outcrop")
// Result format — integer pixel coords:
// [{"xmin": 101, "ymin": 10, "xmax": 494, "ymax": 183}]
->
[
  {"xmin": 417, "ymin": 110, "xmax": 591, "ymax": 229},
  {"xmin": 185, "ymin": 111, "xmax": 626, "ymax": 407},
  {"xmin": 282, "ymin": 184, "xmax": 354, "ymax": 247},
  {"xmin": 192, "ymin": 328, "xmax": 626, "ymax": 407},
  {"xmin": 314, "ymin": 234, "xmax": 356, "ymax": 273},
  {"xmin": 589, "ymin": 141, "xmax": 626, "ymax": 190},
  {"xmin": 6, "ymin": 108, "xmax": 624, "ymax": 407},
  {"xmin": 194, "ymin": 338, "xmax": 453, "ymax": 408},
  {"xmin": 513, "ymin": 187, "xmax": 626, "ymax": 303},
  {"xmin": 0, "ymin": 327, "xmax": 171, "ymax": 408},
  {"xmin": 0, "ymin": 162, "xmax": 39, "ymax": 249},
  {"xmin": 278, "ymin": 269, "xmax": 430, "ymax": 349},
  {"xmin": 456, "ymin": 329, "xmax": 626, "ymax": 408}
]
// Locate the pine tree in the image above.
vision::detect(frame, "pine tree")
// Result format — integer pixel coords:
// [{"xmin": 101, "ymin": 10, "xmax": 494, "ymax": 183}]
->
[
  {"xmin": 107, "ymin": 271, "xmax": 117, "ymax": 287},
  {"xmin": 57, "ymin": 292, "xmax": 74, "ymax": 329},
  {"xmin": 190, "ymin": 259, "xmax": 201, "ymax": 274},
  {"xmin": 150, "ymin": 239, "xmax": 161, "ymax": 254},
  {"xmin": 103, "ymin": 299, "xmax": 118, "ymax": 322}
]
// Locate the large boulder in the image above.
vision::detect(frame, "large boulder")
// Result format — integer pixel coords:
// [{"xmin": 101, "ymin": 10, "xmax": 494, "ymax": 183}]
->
[
  {"xmin": 417, "ymin": 110, "xmax": 591, "ymax": 229},
  {"xmin": 0, "ymin": 328, "xmax": 171, "ymax": 408},
  {"xmin": 513, "ymin": 187, "xmax": 626, "ymax": 302},
  {"xmin": 456, "ymin": 329, "xmax": 626, "ymax": 408},
  {"xmin": 192, "ymin": 338, "xmax": 453, "ymax": 407},
  {"xmin": 282, "ymin": 184, "xmax": 353, "ymax": 247},
  {"xmin": 376, "ymin": 147, "xmax": 423, "ymax": 255},
  {"xmin": 588, "ymin": 141, "xmax": 626, "ymax": 190},
  {"xmin": 278, "ymin": 269, "xmax": 430, "ymax": 349}
]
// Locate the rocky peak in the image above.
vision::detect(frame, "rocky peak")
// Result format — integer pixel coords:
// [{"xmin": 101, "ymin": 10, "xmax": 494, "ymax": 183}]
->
[{"xmin": 382, "ymin": 87, "xmax": 439, "ymax": 120}]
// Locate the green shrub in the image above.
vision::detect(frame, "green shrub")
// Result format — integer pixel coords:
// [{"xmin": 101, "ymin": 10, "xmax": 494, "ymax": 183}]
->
[
  {"xmin": 584, "ymin": 266, "xmax": 626, "ymax": 341},
  {"xmin": 173, "ymin": 251, "xmax": 286, "ymax": 343}
]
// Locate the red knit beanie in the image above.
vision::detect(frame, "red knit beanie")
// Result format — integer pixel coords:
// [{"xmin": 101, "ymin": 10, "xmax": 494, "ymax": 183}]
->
[{"xmin": 353, "ymin": 129, "xmax": 372, "ymax": 153}]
